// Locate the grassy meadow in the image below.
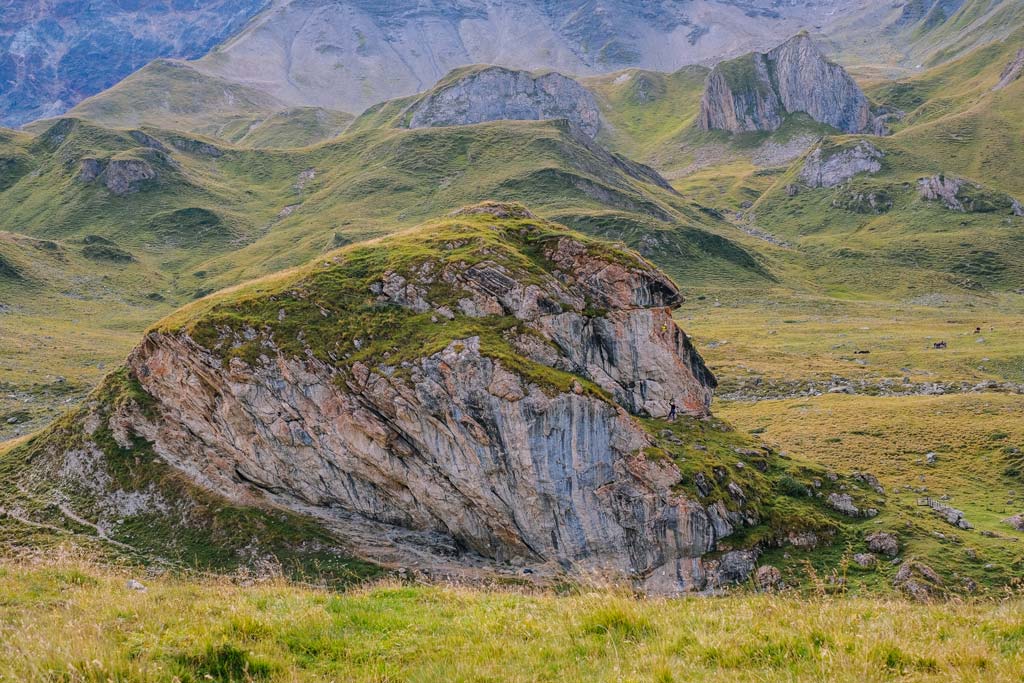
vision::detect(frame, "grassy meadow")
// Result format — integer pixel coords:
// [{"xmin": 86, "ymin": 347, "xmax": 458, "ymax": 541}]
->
[{"xmin": 1, "ymin": 557, "xmax": 1023, "ymax": 683}]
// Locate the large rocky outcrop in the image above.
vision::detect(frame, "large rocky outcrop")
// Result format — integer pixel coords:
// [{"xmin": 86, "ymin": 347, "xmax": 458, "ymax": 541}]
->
[
  {"xmin": 118, "ymin": 206, "xmax": 731, "ymax": 593},
  {"xmin": 918, "ymin": 175, "xmax": 1023, "ymax": 215},
  {"xmin": 10, "ymin": 202, "xmax": 858, "ymax": 592},
  {"xmin": 698, "ymin": 33, "xmax": 871, "ymax": 135},
  {"xmin": 77, "ymin": 151, "xmax": 160, "ymax": 196},
  {"xmin": 799, "ymin": 140, "xmax": 884, "ymax": 188},
  {"xmin": 403, "ymin": 67, "xmax": 602, "ymax": 138}
]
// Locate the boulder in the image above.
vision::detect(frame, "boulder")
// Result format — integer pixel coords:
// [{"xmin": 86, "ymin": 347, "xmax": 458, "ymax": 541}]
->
[
  {"xmin": 827, "ymin": 492, "xmax": 877, "ymax": 518},
  {"xmin": 1002, "ymin": 514, "xmax": 1024, "ymax": 531},
  {"xmin": 865, "ymin": 531, "xmax": 899, "ymax": 557},
  {"xmin": 755, "ymin": 564, "xmax": 784, "ymax": 591},
  {"xmin": 852, "ymin": 553, "xmax": 877, "ymax": 569}
]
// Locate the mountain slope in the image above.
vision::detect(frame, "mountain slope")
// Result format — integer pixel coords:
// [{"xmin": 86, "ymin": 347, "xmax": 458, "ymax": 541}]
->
[
  {"xmin": 187, "ymin": 0, "xmax": 865, "ymax": 119},
  {"xmin": 0, "ymin": 0, "xmax": 268, "ymax": 127},
  {"xmin": 0, "ymin": 113, "xmax": 765, "ymax": 439}
]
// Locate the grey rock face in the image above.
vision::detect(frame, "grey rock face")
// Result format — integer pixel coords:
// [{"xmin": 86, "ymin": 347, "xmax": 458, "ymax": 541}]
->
[
  {"xmin": 799, "ymin": 141, "xmax": 884, "ymax": 188},
  {"xmin": 78, "ymin": 153, "xmax": 159, "ymax": 196},
  {"xmin": 94, "ymin": 224, "xmax": 753, "ymax": 594},
  {"xmin": 994, "ymin": 48, "xmax": 1024, "ymax": 91},
  {"xmin": 404, "ymin": 67, "xmax": 602, "ymax": 138},
  {"xmin": 699, "ymin": 34, "xmax": 871, "ymax": 135},
  {"xmin": 103, "ymin": 158, "xmax": 157, "ymax": 196},
  {"xmin": 917, "ymin": 175, "xmax": 1023, "ymax": 215}
]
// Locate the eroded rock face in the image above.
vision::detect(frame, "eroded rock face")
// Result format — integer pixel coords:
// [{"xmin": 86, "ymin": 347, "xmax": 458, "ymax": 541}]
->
[
  {"xmin": 77, "ymin": 152, "xmax": 160, "ymax": 196},
  {"xmin": 917, "ymin": 175, "xmax": 1023, "ymax": 215},
  {"xmin": 994, "ymin": 48, "xmax": 1024, "ymax": 92},
  {"xmin": 103, "ymin": 158, "xmax": 157, "ymax": 196},
  {"xmin": 90, "ymin": 210, "xmax": 748, "ymax": 594},
  {"xmin": 799, "ymin": 140, "xmax": 884, "ymax": 188},
  {"xmin": 699, "ymin": 34, "xmax": 871, "ymax": 135},
  {"xmin": 404, "ymin": 67, "xmax": 602, "ymax": 138}
]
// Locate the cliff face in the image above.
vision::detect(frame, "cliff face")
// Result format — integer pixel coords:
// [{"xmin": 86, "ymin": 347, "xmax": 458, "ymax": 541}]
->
[
  {"xmin": 22, "ymin": 203, "xmax": 825, "ymax": 594},
  {"xmin": 404, "ymin": 67, "xmax": 602, "ymax": 138},
  {"xmin": 698, "ymin": 34, "xmax": 871, "ymax": 135},
  {"xmin": 114, "ymin": 204, "xmax": 736, "ymax": 592}
]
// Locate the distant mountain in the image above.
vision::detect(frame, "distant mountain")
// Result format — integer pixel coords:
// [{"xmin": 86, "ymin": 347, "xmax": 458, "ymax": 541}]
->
[
  {"xmin": 0, "ymin": 0, "xmax": 268, "ymax": 127},
  {"xmin": 3, "ymin": 0, "xmax": 868, "ymax": 128},
  {"xmin": 188, "ymin": 0, "xmax": 860, "ymax": 117}
]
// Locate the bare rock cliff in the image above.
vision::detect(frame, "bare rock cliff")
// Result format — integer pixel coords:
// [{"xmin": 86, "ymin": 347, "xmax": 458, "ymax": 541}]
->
[
  {"xmin": 404, "ymin": 67, "xmax": 602, "ymax": 138},
  {"xmin": 19, "ymin": 204, "xmax": 848, "ymax": 593},
  {"xmin": 699, "ymin": 33, "xmax": 871, "ymax": 135}
]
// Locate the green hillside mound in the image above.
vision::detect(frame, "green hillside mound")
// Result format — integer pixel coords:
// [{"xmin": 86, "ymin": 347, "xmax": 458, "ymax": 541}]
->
[{"xmin": 0, "ymin": 205, "xmax": 864, "ymax": 590}]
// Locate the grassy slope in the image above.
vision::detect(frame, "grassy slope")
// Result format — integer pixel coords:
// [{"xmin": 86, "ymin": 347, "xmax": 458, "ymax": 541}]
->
[
  {"xmin": 743, "ymin": 30, "xmax": 1024, "ymax": 298},
  {"xmin": 3, "ymin": 561, "xmax": 1024, "ymax": 682},
  {"xmin": 55, "ymin": 60, "xmax": 355, "ymax": 149},
  {"xmin": 58, "ymin": 60, "xmax": 286, "ymax": 143},
  {"xmin": 0, "ymin": 116, "xmax": 763, "ymax": 438},
  {"xmin": 236, "ymin": 107, "xmax": 354, "ymax": 148}
]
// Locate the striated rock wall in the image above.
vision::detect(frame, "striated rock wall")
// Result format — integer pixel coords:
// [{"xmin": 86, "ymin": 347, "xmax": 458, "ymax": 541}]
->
[
  {"xmin": 404, "ymin": 67, "xmax": 602, "ymax": 138},
  {"xmin": 699, "ymin": 34, "xmax": 871, "ymax": 135},
  {"xmin": 78, "ymin": 207, "xmax": 769, "ymax": 593}
]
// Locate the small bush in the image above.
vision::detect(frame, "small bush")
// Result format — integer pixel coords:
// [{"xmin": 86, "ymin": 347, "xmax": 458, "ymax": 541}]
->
[{"xmin": 777, "ymin": 475, "xmax": 810, "ymax": 498}]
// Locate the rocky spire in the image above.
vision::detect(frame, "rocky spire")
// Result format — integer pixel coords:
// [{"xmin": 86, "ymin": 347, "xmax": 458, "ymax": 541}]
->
[{"xmin": 698, "ymin": 33, "xmax": 871, "ymax": 135}]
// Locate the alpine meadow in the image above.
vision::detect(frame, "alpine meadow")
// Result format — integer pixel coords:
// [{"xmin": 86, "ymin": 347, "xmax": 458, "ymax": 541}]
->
[{"xmin": 1, "ymin": 1, "xmax": 1024, "ymax": 681}]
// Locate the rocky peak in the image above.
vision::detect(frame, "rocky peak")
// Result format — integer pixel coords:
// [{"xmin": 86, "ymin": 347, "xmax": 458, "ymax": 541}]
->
[
  {"xmin": 698, "ymin": 33, "xmax": 871, "ymax": 135},
  {"xmin": 402, "ymin": 67, "xmax": 603, "ymax": 138}
]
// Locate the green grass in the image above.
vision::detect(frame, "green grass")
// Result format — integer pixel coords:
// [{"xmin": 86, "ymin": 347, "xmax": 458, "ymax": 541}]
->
[{"xmin": 2, "ymin": 560, "xmax": 1024, "ymax": 682}]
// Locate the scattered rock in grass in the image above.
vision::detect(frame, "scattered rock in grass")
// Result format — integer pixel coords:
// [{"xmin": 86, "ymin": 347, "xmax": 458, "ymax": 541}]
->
[
  {"xmin": 755, "ymin": 565, "xmax": 783, "ymax": 591},
  {"xmin": 126, "ymin": 579, "xmax": 146, "ymax": 592},
  {"xmin": 852, "ymin": 471, "xmax": 885, "ymax": 494},
  {"xmin": 787, "ymin": 531, "xmax": 820, "ymax": 549},
  {"xmin": 922, "ymin": 498, "xmax": 972, "ymax": 529},
  {"xmin": 866, "ymin": 531, "xmax": 899, "ymax": 557},
  {"xmin": 853, "ymin": 553, "xmax": 877, "ymax": 569},
  {"xmin": 925, "ymin": 452, "xmax": 937, "ymax": 465},
  {"xmin": 827, "ymin": 492, "xmax": 877, "ymax": 518},
  {"xmin": 893, "ymin": 560, "xmax": 943, "ymax": 601},
  {"xmin": 1002, "ymin": 514, "xmax": 1024, "ymax": 531}
]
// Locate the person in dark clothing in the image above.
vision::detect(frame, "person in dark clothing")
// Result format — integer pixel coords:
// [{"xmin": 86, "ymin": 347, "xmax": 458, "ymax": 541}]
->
[{"xmin": 668, "ymin": 399, "xmax": 677, "ymax": 422}]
